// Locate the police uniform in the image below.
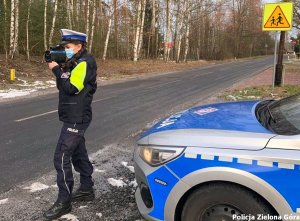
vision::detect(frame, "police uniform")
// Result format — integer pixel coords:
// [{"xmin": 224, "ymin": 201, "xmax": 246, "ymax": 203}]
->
[{"xmin": 44, "ymin": 29, "xmax": 97, "ymax": 220}]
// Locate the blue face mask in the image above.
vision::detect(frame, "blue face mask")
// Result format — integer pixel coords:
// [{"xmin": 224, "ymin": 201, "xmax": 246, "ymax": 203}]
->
[{"xmin": 65, "ymin": 48, "xmax": 75, "ymax": 59}]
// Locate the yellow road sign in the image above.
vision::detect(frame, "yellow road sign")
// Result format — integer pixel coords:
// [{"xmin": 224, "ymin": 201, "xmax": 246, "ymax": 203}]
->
[{"xmin": 262, "ymin": 2, "xmax": 293, "ymax": 31}]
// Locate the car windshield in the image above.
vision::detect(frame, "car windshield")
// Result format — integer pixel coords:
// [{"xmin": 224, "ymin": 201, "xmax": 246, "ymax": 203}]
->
[{"xmin": 256, "ymin": 94, "xmax": 300, "ymax": 135}]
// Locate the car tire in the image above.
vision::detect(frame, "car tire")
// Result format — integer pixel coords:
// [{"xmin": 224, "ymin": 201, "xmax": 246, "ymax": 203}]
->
[{"xmin": 181, "ymin": 182, "xmax": 278, "ymax": 221}]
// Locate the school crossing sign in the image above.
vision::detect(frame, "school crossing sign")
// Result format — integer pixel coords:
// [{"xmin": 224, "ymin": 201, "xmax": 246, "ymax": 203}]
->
[{"xmin": 262, "ymin": 2, "xmax": 293, "ymax": 31}]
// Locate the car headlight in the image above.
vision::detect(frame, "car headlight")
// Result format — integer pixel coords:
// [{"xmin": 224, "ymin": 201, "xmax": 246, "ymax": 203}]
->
[{"xmin": 138, "ymin": 146, "xmax": 185, "ymax": 166}]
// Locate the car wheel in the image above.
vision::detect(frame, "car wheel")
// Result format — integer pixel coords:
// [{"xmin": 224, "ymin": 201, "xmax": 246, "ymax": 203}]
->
[{"xmin": 181, "ymin": 182, "xmax": 277, "ymax": 221}]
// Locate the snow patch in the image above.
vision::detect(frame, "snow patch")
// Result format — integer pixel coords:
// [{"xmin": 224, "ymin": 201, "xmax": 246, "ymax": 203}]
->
[
  {"xmin": 227, "ymin": 95, "xmax": 237, "ymax": 101},
  {"xmin": 107, "ymin": 178, "xmax": 127, "ymax": 187},
  {"xmin": 129, "ymin": 180, "xmax": 138, "ymax": 188},
  {"xmin": 61, "ymin": 214, "xmax": 79, "ymax": 221},
  {"xmin": 121, "ymin": 161, "xmax": 135, "ymax": 173},
  {"xmin": 79, "ymin": 206, "xmax": 88, "ymax": 209},
  {"xmin": 23, "ymin": 182, "xmax": 49, "ymax": 192},
  {"xmin": 94, "ymin": 168, "xmax": 106, "ymax": 173},
  {"xmin": 246, "ymin": 96, "xmax": 258, "ymax": 99},
  {"xmin": 0, "ymin": 79, "xmax": 57, "ymax": 99},
  {"xmin": 0, "ymin": 198, "xmax": 8, "ymax": 205},
  {"xmin": 0, "ymin": 89, "xmax": 37, "ymax": 99},
  {"xmin": 46, "ymin": 80, "xmax": 56, "ymax": 87},
  {"xmin": 96, "ymin": 213, "xmax": 103, "ymax": 218}
]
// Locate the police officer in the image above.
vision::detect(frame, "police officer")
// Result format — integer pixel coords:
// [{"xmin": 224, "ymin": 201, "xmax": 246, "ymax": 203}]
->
[{"xmin": 44, "ymin": 29, "xmax": 97, "ymax": 220}]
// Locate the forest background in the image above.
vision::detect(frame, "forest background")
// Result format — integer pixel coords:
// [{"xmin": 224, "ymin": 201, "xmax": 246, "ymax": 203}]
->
[{"xmin": 0, "ymin": 0, "xmax": 300, "ymax": 80}]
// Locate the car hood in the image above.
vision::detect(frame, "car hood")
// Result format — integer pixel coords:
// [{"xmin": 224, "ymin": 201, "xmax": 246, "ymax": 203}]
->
[
  {"xmin": 139, "ymin": 101, "xmax": 275, "ymax": 149},
  {"xmin": 142, "ymin": 100, "xmax": 272, "ymax": 138}
]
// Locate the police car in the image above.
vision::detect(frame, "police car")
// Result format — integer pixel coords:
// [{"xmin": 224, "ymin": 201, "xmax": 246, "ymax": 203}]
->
[{"xmin": 134, "ymin": 94, "xmax": 300, "ymax": 221}]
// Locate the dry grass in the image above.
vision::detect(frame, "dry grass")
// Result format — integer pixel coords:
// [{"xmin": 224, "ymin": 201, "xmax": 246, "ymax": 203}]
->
[
  {"xmin": 0, "ymin": 55, "xmax": 213, "ymax": 84},
  {"xmin": 223, "ymin": 85, "xmax": 300, "ymax": 101},
  {"xmin": 98, "ymin": 59, "xmax": 211, "ymax": 80}
]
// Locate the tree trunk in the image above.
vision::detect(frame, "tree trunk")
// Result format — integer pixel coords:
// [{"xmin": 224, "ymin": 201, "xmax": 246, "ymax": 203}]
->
[
  {"xmin": 44, "ymin": 0, "xmax": 48, "ymax": 50},
  {"xmin": 150, "ymin": 0, "xmax": 156, "ymax": 58},
  {"xmin": 71, "ymin": 0, "xmax": 74, "ymax": 26},
  {"xmin": 175, "ymin": 0, "xmax": 187, "ymax": 63},
  {"xmin": 3, "ymin": 0, "xmax": 8, "ymax": 59},
  {"xmin": 26, "ymin": 0, "xmax": 32, "ymax": 60},
  {"xmin": 86, "ymin": 0, "xmax": 91, "ymax": 39},
  {"xmin": 98, "ymin": 0, "xmax": 103, "ymax": 57},
  {"xmin": 133, "ymin": 0, "xmax": 142, "ymax": 62},
  {"xmin": 113, "ymin": 0, "xmax": 119, "ymax": 58},
  {"xmin": 49, "ymin": 0, "xmax": 59, "ymax": 46},
  {"xmin": 67, "ymin": 0, "xmax": 72, "ymax": 28},
  {"xmin": 164, "ymin": 0, "xmax": 171, "ymax": 61},
  {"xmin": 9, "ymin": 0, "xmax": 15, "ymax": 59},
  {"xmin": 75, "ymin": 0, "xmax": 80, "ymax": 29},
  {"xmin": 125, "ymin": 0, "xmax": 130, "ymax": 59},
  {"xmin": 155, "ymin": 0, "xmax": 159, "ymax": 58},
  {"xmin": 103, "ymin": 5, "xmax": 112, "ymax": 61},
  {"xmin": 183, "ymin": 1, "xmax": 190, "ymax": 62},
  {"xmin": 13, "ymin": 0, "xmax": 19, "ymax": 56},
  {"xmin": 137, "ymin": 0, "xmax": 146, "ymax": 58},
  {"xmin": 89, "ymin": 0, "xmax": 96, "ymax": 52}
]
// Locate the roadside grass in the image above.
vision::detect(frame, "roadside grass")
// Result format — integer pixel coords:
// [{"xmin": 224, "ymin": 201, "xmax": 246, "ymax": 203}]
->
[
  {"xmin": 223, "ymin": 85, "xmax": 300, "ymax": 101},
  {"xmin": 284, "ymin": 62, "xmax": 300, "ymax": 74}
]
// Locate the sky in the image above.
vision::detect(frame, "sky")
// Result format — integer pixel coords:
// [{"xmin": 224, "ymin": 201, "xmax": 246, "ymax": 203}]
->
[{"xmin": 262, "ymin": 0, "xmax": 280, "ymax": 3}]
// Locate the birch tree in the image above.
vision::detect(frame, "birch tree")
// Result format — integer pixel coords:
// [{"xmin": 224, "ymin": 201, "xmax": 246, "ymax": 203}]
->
[
  {"xmin": 89, "ymin": 0, "xmax": 97, "ymax": 52},
  {"xmin": 75, "ymin": 0, "xmax": 80, "ymax": 29},
  {"xmin": 13, "ymin": 0, "xmax": 19, "ymax": 55},
  {"xmin": 49, "ymin": 0, "xmax": 59, "ymax": 46},
  {"xmin": 183, "ymin": 1, "xmax": 190, "ymax": 62},
  {"xmin": 164, "ymin": 0, "xmax": 171, "ymax": 61},
  {"xmin": 86, "ymin": 0, "xmax": 91, "ymax": 42},
  {"xmin": 44, "ymin": 0, "xmax": 48, "ymax": 50},
  {"xmin": 67, "ymin": 0, "xmax": 72, "ymax": 29},
  {"xmin": 3, "ymin": 0, "xmax": 8, "ymax": 59},
  {"xmin": 0, "ymin": 0, "xmax": 272, "ymax": 61},
  {"xmin": 133, "ymin": 0, "xmax": 142, "ymax": 61},
  {"xmin": 137, "ymin": 0, "xmax": 146, "ymax": 58},
  {"xmin": 113, "ymin": 0, "xmax": 119, "ymax": 58},
  {"xmin": 175, "ymin": 0, "xmax": 187, "ymax": 63},
  {"xmin": 124, "ymin": 0, "xmax": 130, "ymax": 58},
  {"xmin": 70, "ymin": 0, "xmax": 74, "ymax": 27},
  {"xmin": 149, "ymin": 0, "xmax": 156, "ymax": 58},
  {"xmin": 26, "ymin": 0, "xmax": 33, "ymax": 60},
  {"xmin": 103, "ymin": 3, "xmax": 113, "ymax": 61},
  {"xmin": 9, "ymin": 0, "xmax": 15, "ymax": 59}
]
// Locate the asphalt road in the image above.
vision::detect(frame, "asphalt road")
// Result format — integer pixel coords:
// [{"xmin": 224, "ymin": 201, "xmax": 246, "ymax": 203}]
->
[{"xmin": 0, "ymin": 57, "xmax": 272, "ymax": 194}]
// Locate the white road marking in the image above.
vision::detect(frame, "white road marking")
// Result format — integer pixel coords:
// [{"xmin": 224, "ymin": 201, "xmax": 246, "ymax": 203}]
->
[
  {"xmin": 92, "ymin": 96, "xmax": 116, "ymax": 103},
  {"xmin": 13, "ymin": 79, "xmax": 183, "ymax": 122},
  {"xmin": 15, "ymin": 110, "xmax": 58, "ymax": 122},
  {"xmin": 14, "ymin": 96, "xmax": 113, "ymax": 122}
]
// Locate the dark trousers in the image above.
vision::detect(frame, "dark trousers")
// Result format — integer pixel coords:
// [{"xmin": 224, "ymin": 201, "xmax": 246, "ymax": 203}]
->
[{"xmin": 54, "ymin": 122, "xmax": 94, "ymax": 202}]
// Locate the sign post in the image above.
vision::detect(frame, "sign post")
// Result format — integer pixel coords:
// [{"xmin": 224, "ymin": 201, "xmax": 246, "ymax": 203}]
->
[
  {"xmin": 262, "ymin": 2, "xmax": 293, "ymax": 87},
  {"xmin": 273, "ymin": 32, "xmax": 278, "ymax": 88}
]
